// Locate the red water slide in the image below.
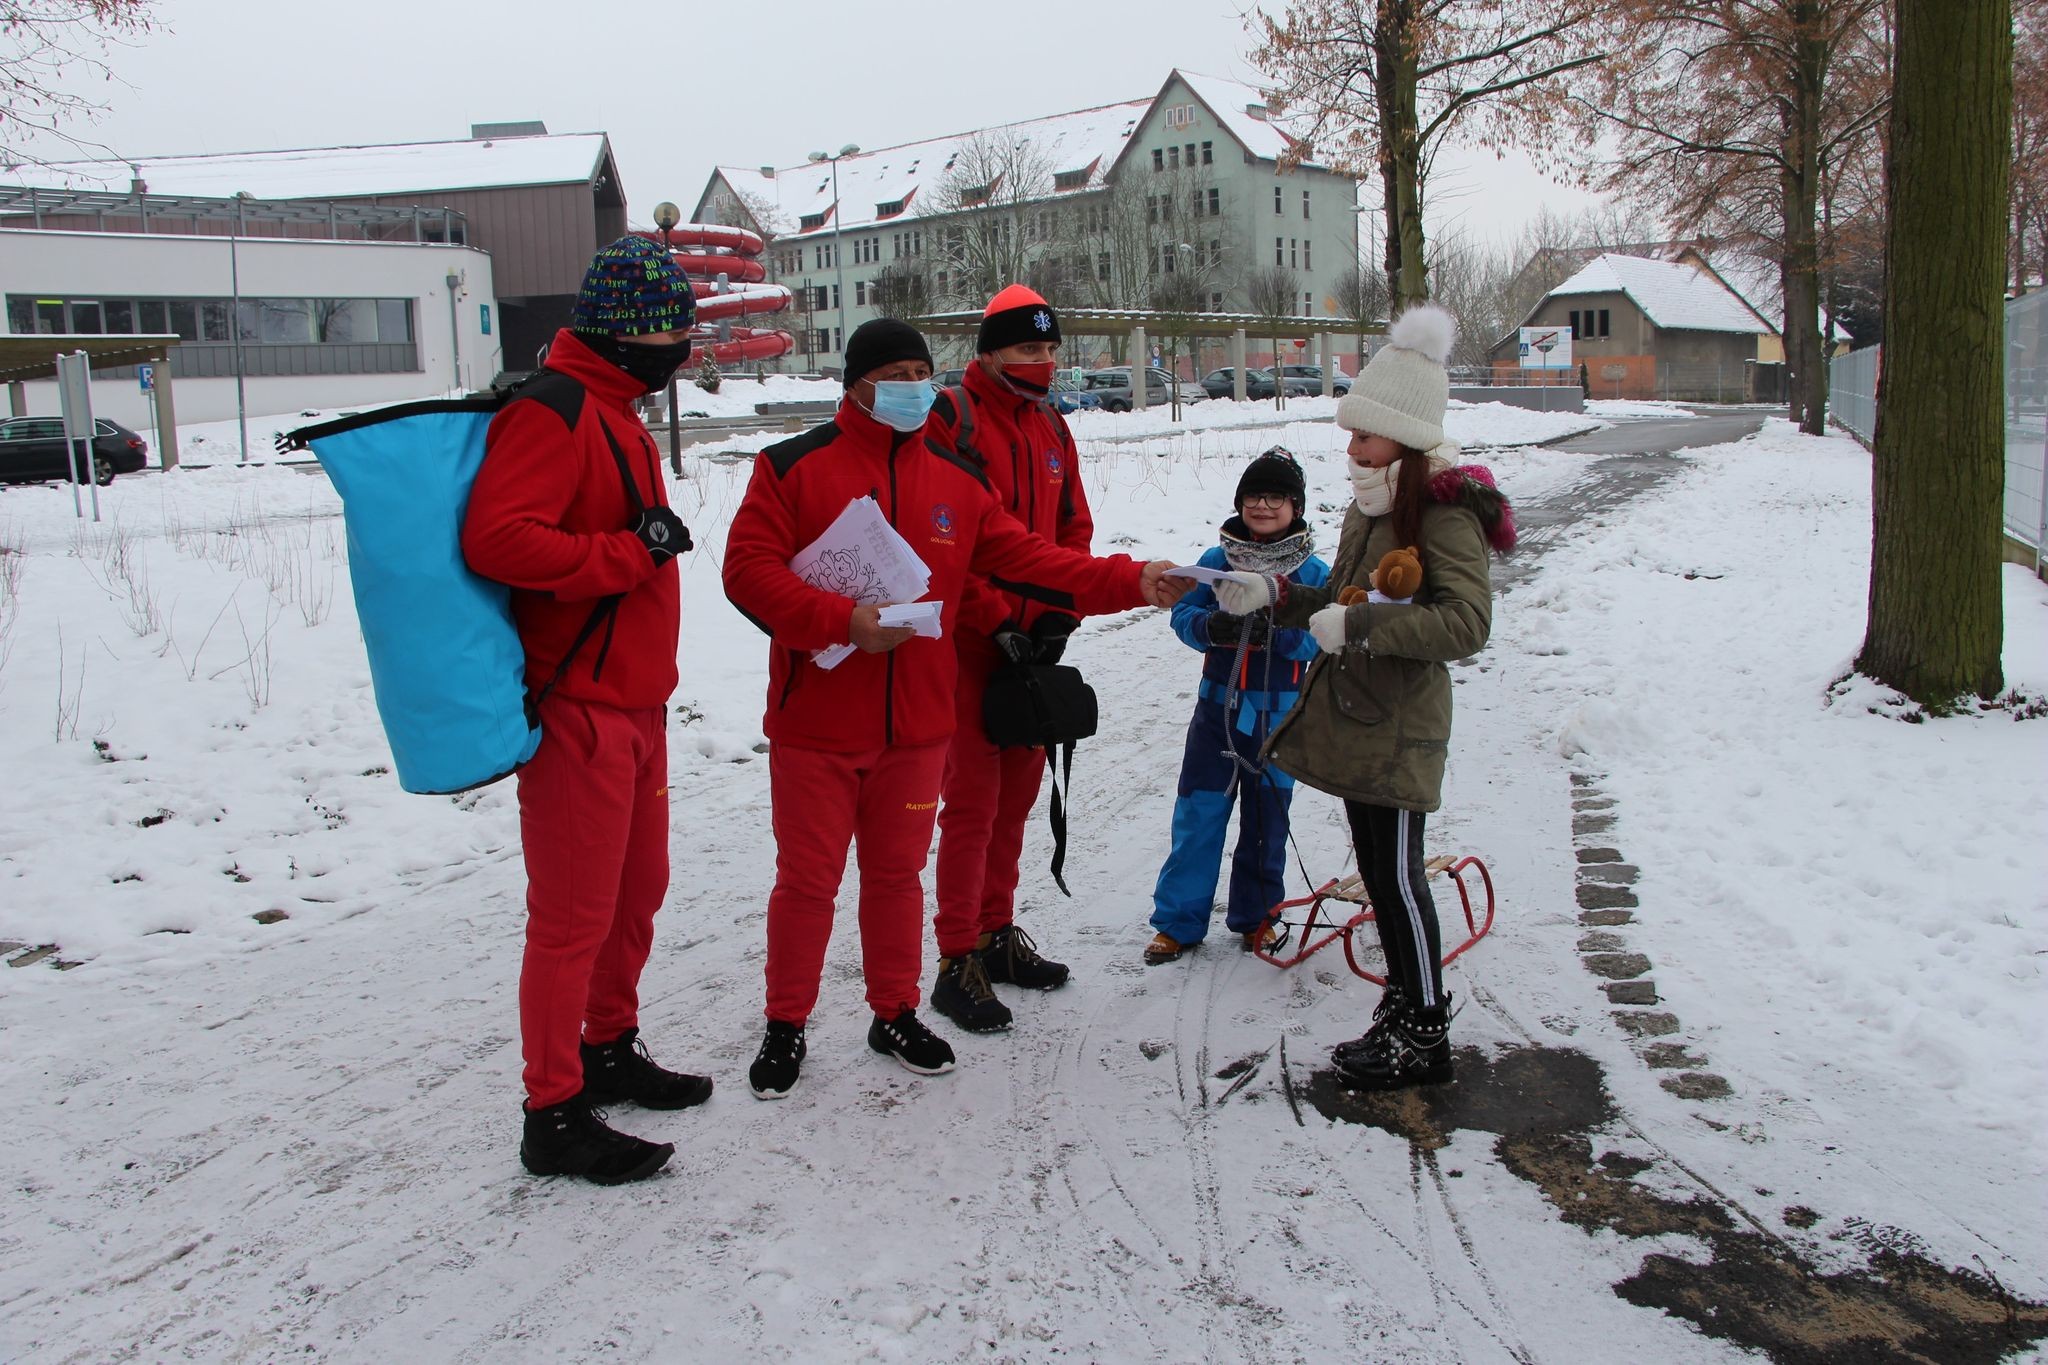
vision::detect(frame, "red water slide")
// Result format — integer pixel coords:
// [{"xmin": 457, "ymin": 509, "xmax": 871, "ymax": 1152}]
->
[{"xmin": 634, "ymin": 223, "xmax": 793, "ymax": 363}]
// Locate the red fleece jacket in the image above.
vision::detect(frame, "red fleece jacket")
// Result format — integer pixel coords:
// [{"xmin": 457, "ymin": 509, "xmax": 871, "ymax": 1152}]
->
[
  {"xmin": 723, "ymin": 397, "xmax": 1145, "ymax": 751},
  {"xmin": 461, "ymin": 329, "xmax": 678, "ymax": 709},
  {"xmin": 934, "ymin": 361, "xmax": 1095, "ymax": 638}
]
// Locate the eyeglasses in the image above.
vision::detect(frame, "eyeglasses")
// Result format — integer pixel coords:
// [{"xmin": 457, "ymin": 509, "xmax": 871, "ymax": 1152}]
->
[{"xmin": 1242, "ymin": 493, "xmax": 1292, "ymax": 509}]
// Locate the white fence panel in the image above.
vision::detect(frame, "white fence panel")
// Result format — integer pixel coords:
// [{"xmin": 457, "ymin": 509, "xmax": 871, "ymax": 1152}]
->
[{"xmin": 1829, "ymin": 345, "xmax": 1881, "ymax": 447}]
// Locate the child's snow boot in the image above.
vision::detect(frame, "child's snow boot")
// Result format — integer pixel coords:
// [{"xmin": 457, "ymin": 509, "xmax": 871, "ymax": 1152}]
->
[
  {"xmin": 520, "ymin": 1094, "xmax": 674, "ymax": 1185},
  {"xmin": 580, "ymin": 1027, "xmax": 713, "ymax": 1110},
  {"xmin": 1331, "ymin": 984, "xmax": 1409, "ymax": 1067},
  {"xmin": 1333, "ymin": 995, "xmax": 1454, "ymax": 1092}
]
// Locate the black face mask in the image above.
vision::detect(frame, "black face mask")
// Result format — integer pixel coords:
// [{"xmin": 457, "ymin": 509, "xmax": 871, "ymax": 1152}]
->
[{"xmin": 586, "ymin": 332, "xmax": 693, "ymax": 393}]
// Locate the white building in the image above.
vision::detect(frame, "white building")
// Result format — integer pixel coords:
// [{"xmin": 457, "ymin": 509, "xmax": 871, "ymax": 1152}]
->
[{"xmin": 1, "ymin": 226, "xmax": 498, "ymax": 426}]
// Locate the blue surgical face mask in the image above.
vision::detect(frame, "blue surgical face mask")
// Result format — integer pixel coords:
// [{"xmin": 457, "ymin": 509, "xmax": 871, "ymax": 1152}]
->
[{"xmin": 868, "ymin": 378, "xmax": 939, "ymax": 432}]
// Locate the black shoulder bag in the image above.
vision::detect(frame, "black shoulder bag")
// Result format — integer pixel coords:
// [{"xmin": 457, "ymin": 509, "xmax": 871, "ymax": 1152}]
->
[{"xmin": 983, "ymin": 663, "xmax": 1099, "ymax": 895}]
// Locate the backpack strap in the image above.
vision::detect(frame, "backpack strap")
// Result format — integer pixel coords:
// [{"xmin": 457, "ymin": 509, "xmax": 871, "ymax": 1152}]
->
[{"xmin": 1042, "ymin": 739, "xmax": 1077, "ymax": 897}]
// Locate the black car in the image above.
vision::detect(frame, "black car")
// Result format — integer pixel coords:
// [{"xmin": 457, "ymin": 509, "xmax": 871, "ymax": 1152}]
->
[
  {"xmin": 1202, "ymin": 367, "xmax": 1267, "ymax": 400},
  {"xmin": 0, "ymin": 416, "xmax": 149, "ymax": 485}
]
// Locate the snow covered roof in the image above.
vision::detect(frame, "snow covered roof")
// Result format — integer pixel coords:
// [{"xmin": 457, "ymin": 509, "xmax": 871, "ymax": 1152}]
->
[
  {"xmin": 709, "ymin": 70, "xmax": 1320, "ymax": 240},
  {"xmin": 1688, "ymin": 249, "xmax": 1853, "ymax": 343},
  {"xmin": 1, "ymin": 133, "xmax": 615, "ymax": 200},
  {"xmin": 1552, "ymin": 253, "xmax": 1773, "ymax": 335}
]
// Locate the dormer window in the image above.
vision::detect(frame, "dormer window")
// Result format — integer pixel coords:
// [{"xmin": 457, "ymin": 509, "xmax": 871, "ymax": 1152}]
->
[
  {"xmin": 960, "ymin": 183, "xmax": 992, "ymax": 206},
  {"xmin": 1053, "ymin": 170, "xmax": 1088, "ymax": 191},
  {"xmin": 798, "ymin": 211, "xmax": 828, "ymax": 231},
  {"xmin": 876, "ymin": 199, "xmax": 905, "ymax": 218}
]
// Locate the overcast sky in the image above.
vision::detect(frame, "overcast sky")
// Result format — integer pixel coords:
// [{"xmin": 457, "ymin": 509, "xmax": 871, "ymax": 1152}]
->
[{"xmin": 25, "ymin": 0, "xmax": 1603, "ymax": 249}]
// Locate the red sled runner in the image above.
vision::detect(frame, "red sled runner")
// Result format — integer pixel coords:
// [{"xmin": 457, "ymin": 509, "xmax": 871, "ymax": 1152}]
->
[{"xmin": 1253, "ymin": 855, "xmax": 1496, "ymax": 984}]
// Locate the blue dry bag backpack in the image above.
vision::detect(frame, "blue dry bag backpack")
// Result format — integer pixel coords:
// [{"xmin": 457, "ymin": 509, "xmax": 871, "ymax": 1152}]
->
[{"xmin": 284, "ymin": 375, "xmax": 634, "ymax": 794}]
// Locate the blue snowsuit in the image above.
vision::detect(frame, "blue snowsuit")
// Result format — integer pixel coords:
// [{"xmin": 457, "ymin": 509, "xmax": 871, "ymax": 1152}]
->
[{"xmin": 1150, "ymin": 544, "xmax": 1331, "ymax": 944}]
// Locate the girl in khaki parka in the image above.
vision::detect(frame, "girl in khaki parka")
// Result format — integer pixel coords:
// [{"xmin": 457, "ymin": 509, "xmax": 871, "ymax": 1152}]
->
[{"xmin": 1211, "ymin": 305, "xmax": 1515, "ymax": 1092}]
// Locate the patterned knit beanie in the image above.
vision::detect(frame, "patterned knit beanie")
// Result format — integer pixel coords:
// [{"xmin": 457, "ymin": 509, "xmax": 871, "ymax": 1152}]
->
[
  {"xmin": 1336, "ymin": 304, "xmax": 1455, "ymax": 450},
  {"xmin": 1235, "ymin": 446, "xmax": 1307, "ymax": 513},
  {"xmin": 977, "ymin": 283, "xmax": 1061, "ymax": 353},
  {"xmin": 570, "ymin": 235, "xmax": 696, "ymax": 338}
]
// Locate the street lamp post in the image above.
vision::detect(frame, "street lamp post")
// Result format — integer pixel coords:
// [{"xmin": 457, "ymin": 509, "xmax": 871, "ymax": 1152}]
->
[
  {"xmin": 807, "ymin": 143, "xmax": 860, "ymax": 373},
  {"xmin": 653, "ymin": 199, "xmax": 684, "ymax": 474}
]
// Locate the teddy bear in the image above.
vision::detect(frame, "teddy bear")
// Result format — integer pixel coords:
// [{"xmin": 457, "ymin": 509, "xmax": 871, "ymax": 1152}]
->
[{"xmin": 1337, "ymin": 545, "xmax": 1422, "ymax": 608}]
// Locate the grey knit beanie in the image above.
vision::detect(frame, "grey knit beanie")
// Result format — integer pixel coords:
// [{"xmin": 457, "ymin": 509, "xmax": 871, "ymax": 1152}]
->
[{"xmin": 1336, "ymin": 304, "xmax": 1456, "ymax": 449}]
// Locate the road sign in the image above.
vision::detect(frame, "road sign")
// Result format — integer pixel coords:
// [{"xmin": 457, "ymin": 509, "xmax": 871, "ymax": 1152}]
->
[
  {"xmin": 1518, "ymin": 326, "xmax": 1573, "ymax": 369},
  {"xmin": 138, "ymin": 364, "xmax": 155, "ymax": 392}
]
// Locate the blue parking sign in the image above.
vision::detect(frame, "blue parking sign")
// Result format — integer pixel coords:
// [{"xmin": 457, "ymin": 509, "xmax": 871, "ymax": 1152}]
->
[{"xmin": 138, "ymin": 364, "xmax": 155, "ymax": 392}]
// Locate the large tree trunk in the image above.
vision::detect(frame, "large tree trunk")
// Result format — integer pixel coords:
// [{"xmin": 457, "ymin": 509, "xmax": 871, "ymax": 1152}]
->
[
  {"xmin": 1375, "ymin": 0, "xmax": 1429, "ymax": 307},
  {"xmin": 1785, "ymin": 3, "xmax": 1830, "ymax": 436},
  {"xmin": 1856, "ymin": 0, "xmax": 2011, "ymax": 705}
]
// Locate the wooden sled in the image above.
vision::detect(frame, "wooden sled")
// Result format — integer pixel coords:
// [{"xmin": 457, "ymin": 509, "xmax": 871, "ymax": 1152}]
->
[{"xmin": 1251, "ymin": 855, "xmax": 1496, "ymax": 984}]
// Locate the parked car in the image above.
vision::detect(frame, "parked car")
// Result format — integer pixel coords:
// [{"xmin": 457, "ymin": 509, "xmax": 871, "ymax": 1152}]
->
[
  {"xmin": 1247, "ymin": 367, "xmax": 1317, "ymax": 398},
  {"xmin": 934, "ymin": 368, "xmax": 968, "ymax": 388},
  {"xmin": 1084, "ymin": 367, "xmax": 1207, "ymax": 412},
  {"xmin": 1201, "ymin": 367, "xmax": 1267, "ymax": 400},
  {"xmin": 1050, "ymin": 373, "xmax": 1103, "ymax": 414},
  {"xmin": 1272, "ymin": 363, "xmax": 1352, "ymax": 396},
  {"xmin": 0, "ymin": 416, "xmax": 148, "ymax": 485}
]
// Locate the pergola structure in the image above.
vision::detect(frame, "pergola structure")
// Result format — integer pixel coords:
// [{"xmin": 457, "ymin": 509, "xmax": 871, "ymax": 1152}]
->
[
  {"xmin": 1, "ymin": 334, "xmax": 183, "ymax": 465},
  {"xmin": 910, "ymin": 307, "xmax": 1385, "ymax": 407}
]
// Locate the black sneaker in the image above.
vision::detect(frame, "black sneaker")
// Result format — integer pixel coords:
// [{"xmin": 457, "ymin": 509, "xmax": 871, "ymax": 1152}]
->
[
  {"xmin": 1333, "ymin": 996, "xmax": 1454, "ymax": 1092},
  {"xmin": 867, "ymin": 1009, "xmax": 957, "ymax": 1076},
  {"xmin": 580, "ymin": 1027, "xmax": 714, "ymax": 1110},
  {"xmin": 1331, "ymin": 984, "xmax": 1409, "ymax": 1067},
  {"xmin": 931, "ymin": 952, "xmax": 1013, "ymax": 1033},
  {"xmin": 979, "ymin": 924, "xmax": 1070, "ymax": 990},
  {"xmin": 520, "ymin": 1094, "xmax": 674, "ymax": 1185},
  {"xmin": 749, "ymin": 1020, "xmax": 806, "ymax": 1101}
]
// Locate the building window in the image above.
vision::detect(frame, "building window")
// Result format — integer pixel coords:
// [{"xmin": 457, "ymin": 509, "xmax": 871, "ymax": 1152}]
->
[
  {"xmin": 1160, "ymin": 243, "xmax": 1177, "ymax": 274},
  {"xmin": 1201, "ymin": 141, "xmax": 1213, "ymax": 165},
  {"xmin": 1274, "ymin": 186, "xmax": 1282, "ymax": 214},
  {"xmin": 1304, "ymin": 291, "xmax": 1315, "ymax": 314},
  {"xmin": 833, "ymin": 327, "xmax": 842, "ymax": 354},
  {"xmin": 1206, "ymin": 187, "xmax": 1220, "ymax": 216},
  {"xmin": 1275, "ymin": 237, "xmax": 1285, "ymax": 266},
  {"xmin": 1289, "ymin": 238, "xmax": 1298, "ymax": 269},
  {"xmin": 8, "ymin": 293, "xmax": 415, "ymax": 373},
  {"xmin": 1303, "ymin": 189, "xmax": 1311, "ymax": 220},
  {"xmin": 876, "ymin": 199, "xmax": 904, "ymax": 219},
  {"xmin": 1184, "ymin": 143, "xmax": 1196, "ymax": 166},
  {"xmin": 1303, "ymin": 239, "xmax": 1312, "ymax": 270},
  {"xmin": 1599, "ymin": 308, "xmax": 1611, "ymax": 337},
  {"xmin": 855, "ymin": 281, "xmax": 867, "ymax": 306},
  {"xmin": 1208, "ymin": 238, "xmax": 1222, "ymax": 266},
  {"xmin": 1152, "ymin": 148, "xmax": 1164, "ymax": 172},
  {"xmin": 1097, "ymin": 252, "xmax": 1111, "ymax": 282},
  {"xmin": 936, "ymin": 270, "xmax": 949, "ymax": 295},
  {"xmin": 1168, "ymin": 145, "xmax": 1180, "ymax": 170},
  {"xmin": 1211, "ymin": 292, "xmax": 1224, "ymax": 310},
  {"xmin": 832, "ymin": 284, "xmax": 840, "ymax": 309}
]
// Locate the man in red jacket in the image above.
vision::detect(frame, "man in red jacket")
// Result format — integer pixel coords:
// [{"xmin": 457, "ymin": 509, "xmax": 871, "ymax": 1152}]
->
[
  {"xmin": 928, "ymin": 284, "xmax": 1091, "ymax": 1035},
  {"xmin": 723, "ymin": 318, "xmax": 1186, "ymax": 1100},
  {"xmin": 462, "ymin": 235, "xmax": 712, "ymax": 1186}
]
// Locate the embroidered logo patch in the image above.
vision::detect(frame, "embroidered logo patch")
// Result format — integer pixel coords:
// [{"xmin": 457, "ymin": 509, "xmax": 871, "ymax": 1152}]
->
[
  {"xmin": 1044, "ymin": 451, "xmax": 1064, "ymax": 478},
  {"xmin": 1033, "ymin": 310, "xmax": 1052, "ymax": 333},
  {"xmin": 931, "ymin": 503, "xmax": 955, "ymax": 536}
]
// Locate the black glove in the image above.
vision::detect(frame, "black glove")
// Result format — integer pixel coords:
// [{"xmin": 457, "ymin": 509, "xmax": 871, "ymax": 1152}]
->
[
  {"xmin": 1029, "ymin": 612, "xmax": 1080, "ymax": 665},
  {"xmin": 1206, "ymin": 611, "xmax": 1270, "ymax": 648},
  {"xmin": 991, "ymin": 621, "xmax": 1036, "ymax": 667},
  {"xmin": 633, "ymin": 505, "xmax": 692, "ymax": 564}
]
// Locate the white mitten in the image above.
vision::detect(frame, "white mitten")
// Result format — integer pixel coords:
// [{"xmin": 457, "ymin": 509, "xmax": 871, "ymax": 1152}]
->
[
  {"xmin": 1211, "ymin": 570, "xmax": 1277, "ymax": 616},
  {"xmin": 1308, "ymin": 603, "xmax": 1350, "ymax": 652}
]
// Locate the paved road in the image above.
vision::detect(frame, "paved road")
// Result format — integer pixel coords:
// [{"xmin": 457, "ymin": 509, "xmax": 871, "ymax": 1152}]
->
[{"xmin": 1549, "ymin": 410, "xmax": 1766, "ymax": 455}]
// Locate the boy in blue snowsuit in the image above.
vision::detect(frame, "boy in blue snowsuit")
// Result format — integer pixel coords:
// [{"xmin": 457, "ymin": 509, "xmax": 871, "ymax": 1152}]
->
[{"xmin": 1146, "ymin": 449, "xmax": 1330, "ymax": 963}]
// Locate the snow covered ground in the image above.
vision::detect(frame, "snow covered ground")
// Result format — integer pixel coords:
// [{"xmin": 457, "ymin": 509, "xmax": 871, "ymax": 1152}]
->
[
  {"xmin": 1, "ymin": 415, "xmax": 2042, "ymax": 1362},
  {"xmin": 1583, "ymin": 399, "xmax": 1699, "ymax": 420}
]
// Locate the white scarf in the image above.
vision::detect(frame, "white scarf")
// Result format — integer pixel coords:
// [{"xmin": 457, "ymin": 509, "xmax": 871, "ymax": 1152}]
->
[{"xmin": 1351, "ymin": 459, "xmax": 1400, "ymax": 517}]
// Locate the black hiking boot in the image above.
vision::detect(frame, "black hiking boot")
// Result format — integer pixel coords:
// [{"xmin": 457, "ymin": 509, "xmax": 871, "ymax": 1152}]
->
[
  {"xmin": 580, "ymin": 1027, "xmax": 714, "ymax": 1110},
  {"xmin": 1331, "ymin": 984, "xmax": 1409, "ymax": 1067},
  {"xmin": 867, "ymin": 1009, "xmax": 957, "ymax": 1076},
  {"xmin": 931, "ymin": 952, "xmax": 1013, "ymax": 1033},
  {"xmin": 1333, "ymin": 995, "xmax": 1454, "ymax": 1092},
  {"xmin": 748, "ymin": 1020, "xmax": 806, "ymax": 1101},
  {"xmin": 520, "ymin": 1094, "xmax": 674, "ymax": 1185},
  {"xmin": 979, "ymin": 924, "xmax": 1070, "ymax": 990}
]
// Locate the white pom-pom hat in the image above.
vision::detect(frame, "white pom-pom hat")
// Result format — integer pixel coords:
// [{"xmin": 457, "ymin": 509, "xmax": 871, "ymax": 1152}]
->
[{"xmin": 1336, "ymin": 303, "xmax": 1457, "ymax": 450}]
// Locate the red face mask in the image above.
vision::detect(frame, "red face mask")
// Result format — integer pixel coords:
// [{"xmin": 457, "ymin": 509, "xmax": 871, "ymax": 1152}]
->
[{"xmin": 1001, "ymin": 360, "xmax": 1056, "ymax": 396}]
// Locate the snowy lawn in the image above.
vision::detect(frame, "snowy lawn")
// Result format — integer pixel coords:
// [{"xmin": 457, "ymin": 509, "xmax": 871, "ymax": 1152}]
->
[{"xmin": 0, "ymin": 417, "xmax": 2041, "ymax": 1361}]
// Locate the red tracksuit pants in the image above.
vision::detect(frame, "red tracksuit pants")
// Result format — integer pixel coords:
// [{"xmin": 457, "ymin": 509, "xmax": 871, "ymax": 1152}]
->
[
  {"xmin": 763, "ymin": 739, "xmax": 948, "ymax": 1026},
  {"xmin": 516, "ymin": 695, "xmax": 668, "ymax": 1108},
  {"xmin": 933, "ymin": 648, "xmax": 1045, "ymax": 960}
]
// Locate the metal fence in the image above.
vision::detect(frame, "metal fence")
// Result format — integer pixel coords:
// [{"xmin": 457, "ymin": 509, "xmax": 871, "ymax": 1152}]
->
[
  {"xmin": 2006, "ymin": 292, "xmax": 2048, "ymax": 558},
  {"xmin": 1829, "ymin": 344, "xmax": 1880, "ymax": 445},
  {"xmin": 1826, "ymin": 295, "xmax": 2048, "ymax": 559}
]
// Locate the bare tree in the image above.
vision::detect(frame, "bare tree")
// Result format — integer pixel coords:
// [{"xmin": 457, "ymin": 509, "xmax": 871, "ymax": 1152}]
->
[
  {"xmin": 1856, "ymin": 0, "xmax": 2011, "ymax": 707},
  {"xmin": 1253, "ymin": 0, "xmax": 1608, "ymax": 309},
  {"xmin": 868, "ymin": 259, "xmax": 936, "ymax": 322},
  {"xmin": 922, "ymin": 130, "xmax": 1061, "ymax": 309},
  {"xmin": 1, "ymin": 0, "xmax": 158, "ymax": 163},
  {"xmin": 1585, "ymin": 0, "xmax": 1892, "ymax": 435},
  {"xmin": 1245, "ymin": 265, "xmax": 1304, "ymax": 404}
]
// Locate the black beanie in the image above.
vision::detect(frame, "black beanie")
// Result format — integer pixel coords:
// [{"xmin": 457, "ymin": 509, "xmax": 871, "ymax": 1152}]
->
[
  {"xmin": 1236, "ymin": 447, "xmax": 1306, "ymax": 512},
  {"xmin": 843, "ymin": 318, "xmax": 934, "ymax": 388},
  {"xmin": 977, "ymin": 283, "xmax": 1061, "ymax": 353}
]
